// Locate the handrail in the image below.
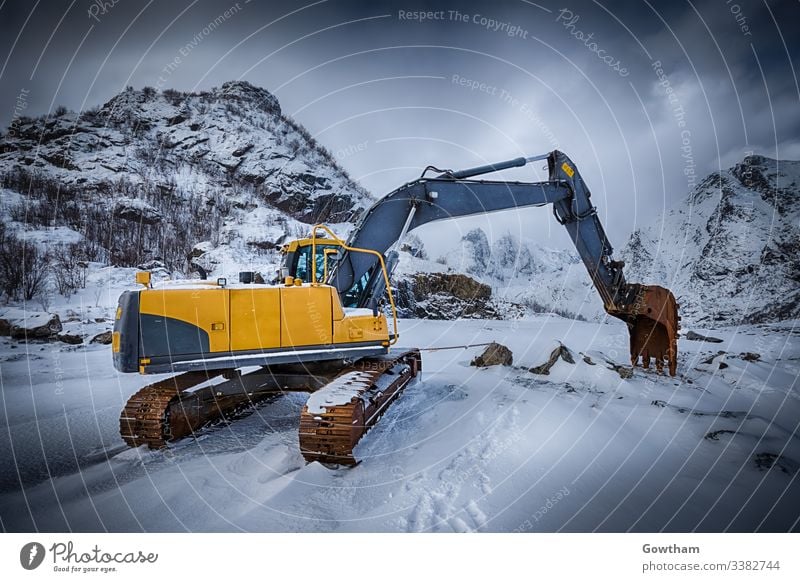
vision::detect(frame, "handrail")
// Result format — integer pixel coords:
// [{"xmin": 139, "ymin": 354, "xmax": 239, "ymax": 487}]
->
[{"xmin": 310, "ymin": 224, "xmax": 399, "ymax": 345}]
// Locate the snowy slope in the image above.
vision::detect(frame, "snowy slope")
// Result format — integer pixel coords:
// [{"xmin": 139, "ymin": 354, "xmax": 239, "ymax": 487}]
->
[
  {"xmin": 1, "ymin": 317, "xmax": 798, "ymax": 532},
  {"xmin": 621, "ymin": 155, "xmax": 800, "ymax": 325}
]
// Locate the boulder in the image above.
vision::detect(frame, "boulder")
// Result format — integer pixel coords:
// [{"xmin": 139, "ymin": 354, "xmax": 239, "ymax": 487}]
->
[
  {"xmin": 685, "ymin": 330, "xmax": 724, "ymax": 343},
  {"xmin": 9, "ymin": 312, "xmax": 62, "ymax": 339},
  {"xmin": 58, "ymin": 333, "xmax": 84, "ymax": 345},
  {"xmin": 91, "ymin": 331, "xmax": 113, "ymax": 344},
  {"xmin": 394, "ymin": 272, "xmax": 517, "ymax": 320},
  {"xmin": 114, "ymin": 198, "xmax": 162, "ymax": 225},
  {"xmin": 470, "ymin": 342, "xmax": 513, "ymax": 367}
]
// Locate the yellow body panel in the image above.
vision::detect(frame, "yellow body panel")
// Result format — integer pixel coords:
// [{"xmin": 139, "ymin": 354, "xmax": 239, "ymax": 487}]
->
[
  {"xmin": 139, "ymin": 288, "xmax": 230, "ymax": 352},
  {"xmin": 279, "ymin": 285, "xmax": 333, "ymax": 347},
  {"xmin": 137, "ymin": 282, "xmax": 388, "ymax": 355},
  {"xmin": 229, "ymin": 288, "xmax": 281, "ymax": 351},
  {"xmin": 332, "ymin": 314, "xmax": 388, "ymax": 344}
]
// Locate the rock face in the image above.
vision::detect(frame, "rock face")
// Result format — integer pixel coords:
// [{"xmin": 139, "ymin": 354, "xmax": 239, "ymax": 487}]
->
[
  {"xmin": 114, "ymin": 199, "xmax": 162, "ymax": 225},
  {"xmin": 621, "ymin": 155, "xmax": 800, "ymax": 325}
]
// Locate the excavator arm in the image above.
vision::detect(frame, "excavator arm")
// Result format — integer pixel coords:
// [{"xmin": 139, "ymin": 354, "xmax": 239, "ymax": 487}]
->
[{"xmin": 330, "ymin": 150, "xmax": 679, "ymax": 375}]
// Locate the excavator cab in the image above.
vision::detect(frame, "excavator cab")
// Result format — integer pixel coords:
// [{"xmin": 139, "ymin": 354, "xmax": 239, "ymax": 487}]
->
[
  {"xmin": 280, "ymin": 236, "xmax": 371, "ymax": 307},
  {"xmin": 280, "ymin": 237, "xmax": 343, "ymax": 283}
]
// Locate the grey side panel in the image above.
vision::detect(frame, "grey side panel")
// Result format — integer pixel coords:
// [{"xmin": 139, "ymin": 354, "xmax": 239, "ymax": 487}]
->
[
  {"xmin": 112, "ymin": 291, "xmax": 140, "ymax": 373},
  {"xmin": 139, "ymin": 314, "xmax": 210, "ymax": 358}
]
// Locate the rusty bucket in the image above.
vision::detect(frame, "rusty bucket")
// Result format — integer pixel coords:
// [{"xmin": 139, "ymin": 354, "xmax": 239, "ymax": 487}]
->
[{"xmin": 612, "ymin": 285, "xmax": 680, "ymax": 376}]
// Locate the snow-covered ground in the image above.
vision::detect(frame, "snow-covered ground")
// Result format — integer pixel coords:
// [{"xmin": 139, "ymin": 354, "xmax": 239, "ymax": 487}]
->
[{"xmin": 1, "ymin": 316, "xmax": 798, "ymax": 532}]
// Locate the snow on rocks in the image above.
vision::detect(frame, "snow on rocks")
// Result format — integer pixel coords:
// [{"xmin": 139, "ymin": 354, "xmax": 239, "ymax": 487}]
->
[
  {"xmin": 113, "ymin": 198, "xmax": 162, "ymax": 225},
  {"xmin": 684, "ymin": 330, "xmax": 724, "ymax": 343},
  {"xmin": 0, "ymin": 309, "xmax": 62, "ymax": 339},
  {"xmin": 56, "ymin": 333, "xmax": 83, "ymax": 345},
  {"xmin": 90, "ymin": 331, "xmax": 113, "ymax": 344},
  {"xmin": 403, "ymin": 229, "xmax": 600, "ymax": 321},
  {"xmin": 621, "ymin": 155, "xmax": 800, "ymax": 326},
  {"xmin": 0, "ymin": 81, "xmax": 372, "ymax": 282}
]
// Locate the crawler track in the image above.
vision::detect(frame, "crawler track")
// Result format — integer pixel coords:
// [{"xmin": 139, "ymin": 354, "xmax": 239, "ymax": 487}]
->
[
  {"xmin": 299, "ymin": 349, "xmax": 421, "ymax": 465},
  {"xmin": 119, "ymin": 371, "xmax": 213, "ymax": 448}
]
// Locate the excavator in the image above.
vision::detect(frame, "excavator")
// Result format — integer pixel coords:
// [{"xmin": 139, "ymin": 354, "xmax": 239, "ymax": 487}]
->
[{"xmin": 113, "ymin": 150, "xmax": 679, "ymax": 464}]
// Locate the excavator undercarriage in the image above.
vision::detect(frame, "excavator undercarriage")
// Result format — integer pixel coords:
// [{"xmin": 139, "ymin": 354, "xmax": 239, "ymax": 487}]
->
[{"xmin": 120, "ymin": 350, "xmax": 421, "ymax": 463}]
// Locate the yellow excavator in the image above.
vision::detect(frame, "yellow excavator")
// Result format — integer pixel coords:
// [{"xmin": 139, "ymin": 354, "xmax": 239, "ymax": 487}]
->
[{"xmin": 113, "ymin": 151, "xmax": 679, "ymax": 464}]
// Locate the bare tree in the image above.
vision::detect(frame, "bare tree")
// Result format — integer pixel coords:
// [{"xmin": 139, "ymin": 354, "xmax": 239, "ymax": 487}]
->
[{"xmin": 21, "ymin": 242, "xmax": 50, "ymax": 301}]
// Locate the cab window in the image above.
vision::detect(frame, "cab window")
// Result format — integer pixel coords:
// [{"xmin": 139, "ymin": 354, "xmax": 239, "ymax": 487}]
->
[{"xmin": 294, "ymin": 244, "xmax": 338, "ymax": 283}]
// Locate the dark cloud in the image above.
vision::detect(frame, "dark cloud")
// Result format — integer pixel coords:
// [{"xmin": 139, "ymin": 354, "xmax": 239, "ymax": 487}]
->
[{"xmin": 1, "ymin": 0, "xmax": 798, "ymax": 246}]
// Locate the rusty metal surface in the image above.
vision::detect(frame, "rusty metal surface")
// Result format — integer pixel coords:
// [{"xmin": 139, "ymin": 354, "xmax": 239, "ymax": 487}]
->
[
  {"xmin": 610, "ymin": 284, "xmax": 680, "ymax": 376},
  {"xmin": 119, "ymin": 368, "xmax": 308, "ymax": 449},
  {"xmin": 298, "ymin": 349, "xmax": 422, "ymax": 465},
  {"xmin": 119, "ymin": 371, "xmax": 212, "ymax": 448}
]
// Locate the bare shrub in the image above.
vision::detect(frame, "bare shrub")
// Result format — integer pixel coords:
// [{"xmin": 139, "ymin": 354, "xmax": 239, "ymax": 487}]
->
[
  {"xmin": 52, "ymin": 245, "xmax": 87, "ymax": 297},
  {"xmin": 0, "ymin": 227, "xmax": 50, "ymax": 301}
]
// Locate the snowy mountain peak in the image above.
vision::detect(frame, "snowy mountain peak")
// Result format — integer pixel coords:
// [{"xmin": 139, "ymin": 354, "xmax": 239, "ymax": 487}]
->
[
  {"xmin": 216, "ymin": 80, "xmax": 281, "ymax": 114},
  {"xmin": 623, "ymin": 155, "xmax": 800, "ymax": 325},
  {"xmin": 95, "ymin": 81, "xmax": 281, "ymax": 129}
]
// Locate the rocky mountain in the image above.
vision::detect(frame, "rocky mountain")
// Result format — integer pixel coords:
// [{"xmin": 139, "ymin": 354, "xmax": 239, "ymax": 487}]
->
[
  {"xmin": 0, "ymin": 80, "xmax": 605, "ymax": 323},
  {"xmin": 0, "ymin": 81, "xmax": 371, "ymax": 281},
  {"xmin": 621, "ymin": 155, "xmax": 800, "ymax": 325}
]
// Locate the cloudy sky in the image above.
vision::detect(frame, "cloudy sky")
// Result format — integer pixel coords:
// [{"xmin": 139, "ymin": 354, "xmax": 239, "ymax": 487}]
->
[{"xmin": 1, "ymin": 0, "xmax": 798, "ymax": 248}]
